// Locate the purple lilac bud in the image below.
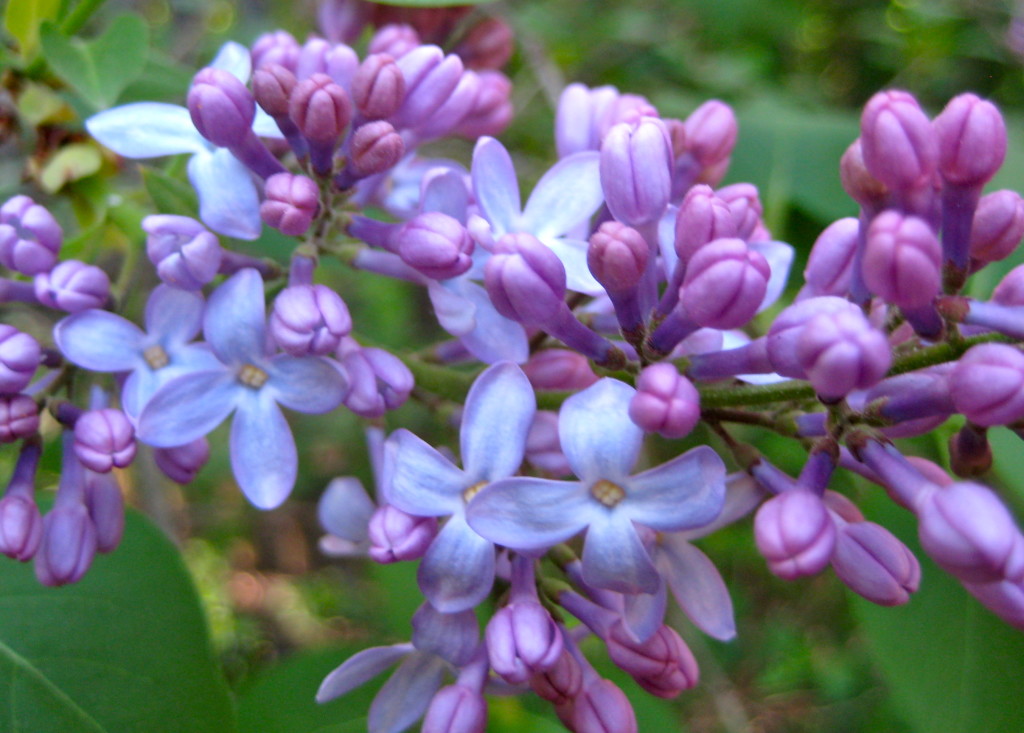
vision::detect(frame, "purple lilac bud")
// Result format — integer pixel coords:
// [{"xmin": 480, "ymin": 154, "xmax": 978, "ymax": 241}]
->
[
  {"xmin": 0, "ymin": 195, "xmax": 62, "ymax": 275},
  {"xmin": 339, "ymin": 343, "xmax": 414, "ymax": 418},
  {"xmin": 970, "ymin": 190, "xmax": 1024, "ymax": 264},
  {"xmin": 487, "ymin": 601, "xmax": 563, "ymax": 684},
  {"xmin": 799, "ymin": 217, "xmax": 859, "ymax": 299},
  {"xmin": 766, "ymin": 296, "xmax": 857, "ymax": 378},
  {"xmin": 454, "ymin": 17, "xmax": 514, "ymax": 70},
  {"xmin": 840, "ymin": 138, "xmax": 888, "ymax": 208},
  {"xmin": 188, "ymin": 68, "xmax": 256, "ymax": 148},
  {"xmin": 673, "ymin": 184, "xmax": 736, "ymax": 268},
  {"xmin": 453, "ymin": 70, "xmax": 513, "ymax": 139},
  {"xmin": 352, "ymin": 54, "xmax": 406, "ymax": 119},
  {"xmin": 270, "ymin": 284, "xmax": 352, "ymax": 356},
  {"xmin": 422, "ymin": 684, "xmax": 486, "ymax": 733},
  {"xmin": 862, "ymin": 210, "xmax": 941, "ymax": 309},
  {"xmin": 367, "ymin": 504, "xmax": 437, "ymax": 563},
  {"xmin": 861, "ymin": 366, "xmax": 954, "ymax": 437},
  {"xmin": 289, "ymin": 73, "xmax": 353, "ymax": 175},
  {"xmin": 295, "ymin": 37, "xmax": 331, "ymax": 79},
  {"xmin": 917, "ymin": 481, "xmax": 1024, "ymax": 583},
  {"xmin": 0, "ymin": 393, "xmax": 38, "ymax": 442},
  {"xmin": 73, "ymin": 408, "xmax": 136, "ymax": 473},
  {"xmin": 555, "ymin": 83, "xmax": 618, "ymax": 157},
  {"xmin": 830, "ymin": 518, "xmax": 920, "ymax": 605},
  {"xmin": 413, "ymin": 69, "xmax": 481, "ymax": 141},
  {"xmin": 368, "ymin": 23, "xmax": 420, "ymax": 56},
  {"xmin": 346, "ymin": 121, "xmax": 405, "ymax": 179},
  {"xmin": 933, "ymin": 93, "xmax": 1006, "ymax": 187},
  {"xmin": 525, "ymin": 411, "xmax": 571, "ymax": 476},
  {"xmin": 36, "ymin": 439, "xmax": 96, "ymax": 586},
  {"xmin": 680, "ymin": 237, "xmax": 770, "ymax": 329},
  {"xmin": 796, "ymin": 306, "xmax": 891, "ymax": 401},
  {"xmin": 143, "ymin": 214, "xmax": 222, "ymax": 290},
  {"xmin": 33, "ymin": 260, "xmax": 109, "ymax": 312},
  {"xmin": 394, "ymin": 46, "xmax": 464, "ymax": 129},
  {"xmin": 995, "ymin": 264, "xmax": 1024, "ymax": 306},
  {"xmin": 682, "ymin": 100, "xmax": 737, "ymax": 169},
  {"xmin": 261, "ymin": 172, "xmax": 320, "ymax": 236},
  {"xmin": 754, "ymin": 490, "xmax": 836, "ymax": 580},
  {"xmin": 485, "ymin": 233, "xmax": 566, "ymax": 325},
  {"xmin": 85, "ymin": 472, "xmax": 124, "ymax": 553},
  {"xmin": 153, "ymin": 438, "xmax": 210, "ymax": 484},
  {"xmin": 252, "ymin": 63, "xmax": 297, "ymax": 118},
  {"xmin": 530, "ymin": 648, "xmax": 583, "ymax": 704},
  {"xmin": 629, "ymin": 363, "xmax": 700, "ymax": 439},
  {"xmin": 0, "ymin": 325, "xmax": 40, "ymax": 394},
  {"xmin": 587, "ymin": 221, "xmax": 648, "ymax": 293},
  {"xmin": 600, "ymin": 117, "xmax": 673, "ymax": 226},
  {"xmin": 860, "ymin": 90, "xmax": 938, "ymax": 192},
  {"xmin": 964, "ymin": 577, "xmax": 1024, "ymax": 629},
  {"xmin": 251, "ymin": 30, "xmax": 300, "ymax": 71},
  {"xmin": 950, "ymin": 343, "xmax": 1024, "ymax": 426},
  {"xmin": 606, "ymin": 621, "xmax": 699, "ymax": 698},
  {"xmin": 0, "ymin": 438, "xmax": 42, "ymax": 561},
  {"xmin": 567, "ymin": 677, "xmax": 638, "ymax": 733},
  {"xmin": 324, "ymin": 44, "xmax": 359, "ymax": 88},
  {"xmin": 397, "ymin": 212, "xmax": 474, "ymax": 280},
  {"xmin": 716, "ymin": 183, "xmax": 763, "ymax": 241},
  {"xmin": 522, "ymin": 349, "xmax": 597, "ymax": 391}
]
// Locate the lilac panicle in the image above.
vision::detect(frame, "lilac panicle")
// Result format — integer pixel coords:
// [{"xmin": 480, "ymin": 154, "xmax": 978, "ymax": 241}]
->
[
  {"xmin": 143, "ymin": 215, "xmax": 222, "ymax": 291},
  {"xmin": 0, "ymin": 195, "xmax": 62, "ymax": 275}
]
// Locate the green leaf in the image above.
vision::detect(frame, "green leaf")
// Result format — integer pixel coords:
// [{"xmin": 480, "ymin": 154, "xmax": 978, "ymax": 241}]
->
[
  {"xmin": 39, "ymin": 13, "xmax": 150, "ymax": 110},
  {"xmin": 0, "ymin": 509, "xmax": 237, "ymax": 733},
  {"xmin": 3, "ymin": 0, "xmax": 60, "ymax": 59},
  {"xmin": 142, "ymin": 166, "xmax": 200, "ymax": 218},
  {"xmin": 852, "ymin": 491, "xmax": 1024, "ymax": 733},
  {"xmin": 38, "ymin": 142, "xmax": 102, "ymax": 193}
]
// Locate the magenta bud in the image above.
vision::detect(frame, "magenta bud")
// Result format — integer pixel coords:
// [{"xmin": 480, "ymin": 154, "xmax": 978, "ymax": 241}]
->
[
  {"xmin": 347, "ymin": 121, "xmax": 405, "ymax": 177},
  {"xmin": 600, "ymin": 117, "xmax": 673, "ymax": 226},
  {"xmin": 964, "ymin": 577, "xmax": 1024, "ymax": 629},
  {"xmin": 261, "ymin": 172, "xmax": 320, "ymax": 236},
  {"xmin": 522, "ymin": 349, "xmax": 597, "ymax": 391},
  {"xmin": 251, "ymin": 30, "xmax": 300, "ymax": 71},
  {"xmin": 394, "ymin": 46, "xmax": 464, "ymax": 128},
  {"xmin": 606, "ymin": 621, "xmax": 699, "ymax": 698},
  {"xmin": 0, "ymin": 393, "xmax": 39, "ymax": 442},
  {"xmin": 352, "ymin": 53, "xmax": 406, "ymax": 119},
  {"xmin": 831, "ymin": 520, "xmax": 920, "ymax": 605},
  {"xmin": 143, "ymin": 214, "xmax": 222, "ymax": 290},
  {"xmin": 863, "ymin": 211, "xmax": 941, "ymax": 309},
  {"xmin": 340, "ymin": 344, "xmax": 414, "ymax": 418},
  {"xmin": 35, "ymin": 503, "xmax": 96, "ymax": 586},
  {"xmin": 366, "ymin": 504, "xmax": 437, "ymax": 563},
  {"xmin": 73, "ymin": 408, "xmax": 135, "ymax": 473},
  {"xmin": 840, "ymin": 138, "xmax": 888, "ymax": 207},
  {"xmin": 767, "ymin": 296, "xmax": 858, "ymax": 378},
  {"xmin": 295, "ymin": 37, "xmax": 331, "ymax": 79},
  {"xmin": 368, "ymin": 23, "xmax": 420, "ymax": 58},
  {"xmin": 525, "ymin": 411, "xmax": 570, "ymax": 476},
  {"xmin": 154, "ymin": 438, "xmax": 210, "ymax": 484},
  {"xmin": 397, "ymin": 212, "xmax": 474, "ymax": 280},
  {"xmin": 673, "ymin": 185, "xmax": 736, "ymax": 266},
  {"xmin": 252, "ymin": 63, "xmax": 298, "ymax": 118},
  {"xmin": 486, "ymin": 601, "xmax": 563, "ymax": 684},
  {"xmin": 85, "ymin": 472, "xmax": 124, "ymax": 553},
  {"xmin": 801, "ymin": 217, "xmax": 859, "ymax": 298},
  {"xmin": 933, "ymin": 93, "xmax": 1007, "ymax": 187},
  {"xmin": 970, "ymin": 190, "xmax": 1024, "ymax": 264},
  {"xmin": 0, "ymin": 195, "xmax": 62, "ymax": 275},
  {"xmin": 716, "ymin": 183, "xmax": 763, "ymax": 241},
  {"xmin": 681, "ymin": 237, "xmax": 770, "ymax": 329},
  {"xmin": 629, "ymin": 363, "xmax": 700, "ymax": 439},
  {"xmin": 569, "ymin": 677, "xmax": 638, "ymax": 733},
  {"xmin": 187, "ymin": 67, "xmax": 256, "ymax": 148},
  {"xmin": 796, "ymin": 306, "xmax": 891, "ymax": 401},
  {"xmin": 453, "ymin": 70, "xmax": 513, "ymax": 139},
  {"xmin": 421, "ymin": 684, "xmax": 486, "ymax": 733},
  {"xmin": 683, "ymin": 100, "xmax": 738, "ymax": 168},
  {"xmin": 289, "ymin": 73, "xmax": 352, "ymax": 143},
  {"xmin": 0, "ymin": 493, "xmax": 42, "ymax": 561},
  {"xmin": 454, "ymin": 17, "xmax": 514, "ymax": 70},
  {"xmin": 755, "ymin": 490, "xmax": 837, "ymax": 580},
  {"xmin": 34, "ymin": 259, "xmax": 110, "ymax": 312},
  {"xmin": 530, "ymin": 649, "xmax": 583, "ymax": 704},
  {"xmin": 860, "ymin": 90, "xmax": 938, "ymax": 191},
  {"xmin": 950, "ymin": 343, "xmax": 1024, "ymax": 426},
  {"xmin": 917, "ymin": 481, "xmax": 1024, "ymax": 583},
  {"xmin": 587, "ymin": 221, "xmax": 648, "ymax": 292},
  {"xmin": 485, "ymin": 233, "xmax": 567, "ymax": 325},
  {"xmin": 270, "ymin": 284, "xmax": 352, "ymax": 356},
  {"xmin": 0, "ymin": 325, "xmax": 40, "ymax": 395}
]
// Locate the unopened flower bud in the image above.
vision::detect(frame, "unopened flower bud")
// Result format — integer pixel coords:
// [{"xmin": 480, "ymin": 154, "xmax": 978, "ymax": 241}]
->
[
  {"xmin": 368, "ymin": 23, "xmax": 420, "ymax": 58},
  {"xmin": 485, "ymin": 233, "xmax": 566, "ymax": 325},
  {"xmin": 681, "ymin": 238, "xmax": 770, "ymax": 329},
  {"xmin": 0, "ymin": 325, "xmax": 40, "ymax": 395},
  {"xmin": 530, "ymin": 649, "xmax": 583, "ymax": 704},
  {"xmin": 600, "ymin": 117, "xmax": 673, "ymax": 226},
  {"xmin": 487, "ymin": 600, "xmax": 563, "ymax": 684},
  {"xmin": 525, "ymin": 411, "xmax": 570, "ymax": 476},
  {"xmin": 683, "ymin": 100, "xmax": 737, "ymax": 169},
  {"xmin": 0, "ymin": 195, "xmax": 62, "ymax": 275},
  {"xmin": 587, "ymin": 221, "xmax": 648, "ymax": 293},
  {"xmin": 397, "ymin": 212, "xmax": 474, "ymax": 280},
  {"xmin": 0, "ymin": 493, "xmax": 41, "ymax": 561},
  {"xmin": 607, "ymin": 621, "xmax": 699, "ymax": 698},
  {"xmin": 629, "ymin": 363, "xmax": 700, "ymax": 439},
  {"xmin": 755, "ymin": 489, "xmax": 836, "ymax": 579},
  {"xmin": 261, "ymin": 172, "xmax": 320, "ymax": 236},
  {"xmin": 289, "ymin": 73, "xmax": 352, "ymax": 143},
  {"xmin": 348, "ymin": 121, "xmax": 406, "ymax": 178},
  {"xmin": 0, "ymin": 393, "xmax": 38, "ymax": 442},
  {"xmin": 994, "ymin": 264, "xmax": 1024, "ymax": 306},
  {"xmin": 970, "ymin": 189, "xmax": 1024, "ymax": 264},
  {"xmin": 964, "ymin": 577, "xmax": 1024, "ymax": 629},
  {"xmin": 85, "ymin": 472, "xmax": 124, "ymax": 553},
  {"xmin": 950, "ymin": 343, "xmax": 1024, "ymax": 426},
  {"xmin": 569, "ymin": 677, "xmax": 638, "ymax": 733},
  {"xmin": 340, "ymin": 344, "xmax": 414, "ymax": 418},
  {"xmin": 454, "ymin": 17, "xmax": 514, "ymax": 70},
  {"xmin": 673, "ymin": 185, "xmax": 736, "ymax": 266},
  {"xmin": 860, "ymin": 90, "xmax": 938, "ymax": 191},
  {"xmin": 767, "ymin": 296, "xmax": 857, "ymax": 378},
  {"xmin": 422, "ymin": 684, "xmax": 486, "ymax": 733},
  {"xmin": 34, "ymin": 260, "xmax": 110, "ymax": 312},
  {"xmin": 394, "ymin": 46, "xmax": 464, "ymax": 129},
  {"xmin": 716, "ymin": 183, "xmax": 763, "ymax": 241},
  {"xmin": 367, "ymin": 504, "xmax": 437, "ymax": 563},
  {"xmin": 187, "ymin": 67, "xmax": 256, "ymax": 148},
  {"xmin": 840, "ymin": 138, "xmax": 888, "ymax": 207},
  {"xmin": 73, "ymin": 408, "xmax": 135, "ymax": 473},
  {"xmin": 801, "ymin": 217, "xmax": 859, "ymax": 298},
  {"xmin": 154, "ymin": 438, "xmax": 210, "ymax": 484},
  {"xmin": 252, "ymin": 63, "xmax": 298, "ymax": 117},
  {"xmin": 35, "ymin": 501, "xmax": 96, "ymax": 586},
  {"xmin": 295, "ymin": 37, "xmax": 331, "ymax": 80},
  {"xmin": 831, "ymin": 520, "xmax": 920, "ymax": 605},
  {"xmin": 933, "ymin": 93, "xmax": 1007, "ymax": 187},
  {"xmin": 863, "ymin": 210, "xmax": 941, "ymax": 309},
  {"xmin": 796, "ymin": 306, "xmax": 891, "ymax": 401},
  {"xmin": 522, "ymin": 349, "xmax": 597, "ymax": 391},
  {"xmin": 453, "ymin": 70, "xmax": 514, "ymax": 139},
  {"xmin": 143, "ymin": 214, "xmax": 222, "ymax": 290},
  {"xmin": 352, "ymin": 53, "xmax": 406, "ymax": 119},
  {"xmin": 251, "ymin": 30, "xmax": 300, "ymax": 71},
  {"xmin": 270, "ymin": 284, "xmax": 352, "ymax": 356}
]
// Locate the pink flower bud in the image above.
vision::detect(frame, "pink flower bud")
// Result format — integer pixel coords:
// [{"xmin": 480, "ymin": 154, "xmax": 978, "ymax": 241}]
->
[
  {"xmin": 154, "ymin": 438, "xmax": 210, "ymax": 484},
  {"xmin": 485, "ymin": 233, "xmax": 567, "ymax": 326},
  {"xmin": 755, "ymin": 490, "xmax": 836, "ymax": 579},
  {"xmin": 629, "ymin": 363, "xmax": 700, "ymax": 439},
  {"xmin": 606, "ymin": 621, "xmax": 699, "ymax": 698},
  {"xmin": 353, "ymin": 53, "xmax": 407, "ymax": 119},
  {"xmin": 863, "ymin": 210, "xmax": 941, "ymax": 309},
  {"xmin": 73, "ymin": 408, "xmax": 136, "ymax": 473},
  {"xmin": 681, "ymin": 238, "xmax": 770, "ymax": 329},
  {"xmin": 530, "ymin": 649, "xmax": 583, "ymax": 704},
  {"xmin": 486, "ymin": 600, "xmax": 563, "ymax": 684},
  {"xmin": 348, "ymin": 121, "xmax": 405, "ymax": 177},
  {"xmin": 600, "ymin": 117, "xmax": 673, "ymax": 226},
  {"xmin": 801, "ymin": 217, "xmax": 859, "ymax": 298},
  {"xmin": 673, "ymin": 184, "xmax": 736, "ymax": 266},
  {"xmin": 187, "ymin": 67, "xmax": 256, "ymax": 148},
  {"xmin": 397, "ymin": 212, "xmax": 474, "ymax": 280},
  {"xmin": 422, "ymin": 684, "xmax": 486, "ymax": 733},
  {"xmin": 261, "ymin": 173, "xmax": 320, "ymax": 236},
  {"xmin": 950, "ymin": 343, "xmax": 1024, "ymax": 426},
  {"xmin": 831, "ymin": 520, "xmax": 920, "ymax": 605},
  {"xmin": 587, "ymin": 221, "xmax": 648, "ymax": 293},
  {"xmin": 840, "ymin": 138, "xmax": 888, "ymax": 207},
  {"xmin": 860, "ymin": 90, "xmax": 938, "ymax": 191},
  {"xmin": 933, "ymin": 93, "xmax": 1007, "ymax": 187},
  {"xmin": 0, "ymin": 325, "xmax": 40, "ymax": 395},
  {"xmin": 683, "ymin": 100, "xmax": 738, "ymax": 168},
  {"xmin": 252, "ymin": 63, "xmax": 298, "ymax": 117},
  {"xmin": 796, "ymin": 306, "xmax": 891, "ymax": 401},
  {"xmin": 270, "ymin": 284, "xmax": 352, "ymax": 356},
  {"xmin": 970, "ymin": 189, "xmax": 1024, "ymax": 264},
  {"xmin": 568, "ymin": 677, "xmax": 638, "ymax": 733},
  {"xmin": 367, "ymin": 504, "xmax": 437, "ymax": 563},
  {"xmin": 143, "ymin": 214, "xmax": 222, "ymax": 290},
  {"xmin": 0, "ymin": 393, "xmax": 38, "ymax": 442}
]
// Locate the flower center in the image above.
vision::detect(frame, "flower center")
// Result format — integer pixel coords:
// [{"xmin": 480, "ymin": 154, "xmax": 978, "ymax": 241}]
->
[
  {"xmin": 238, "ymin": 363, "xmax": 269, "ymax": 389},
  {"xmin": 143, "ymin": 345, "xmax": 170, "ymax": 369},
  {"xmin": 463, "ymin": 480, "xmax": 487, "ymax": 503},
  {"xmin": 590, "ymin": 479, "xmax": 626, "ymax": 508}
]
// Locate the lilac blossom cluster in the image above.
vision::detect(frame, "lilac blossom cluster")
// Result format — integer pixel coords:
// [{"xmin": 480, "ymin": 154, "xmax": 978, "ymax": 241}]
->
[{"xmin": 2, "ymin": 3, "xmax": 1024, "ymax": 731}]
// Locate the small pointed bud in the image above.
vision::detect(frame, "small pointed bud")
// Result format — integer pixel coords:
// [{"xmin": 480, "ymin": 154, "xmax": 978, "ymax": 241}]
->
[
  {"xmin": 486, "ymin": 601, "xmax": 563, "ymax": 684},
  {"xmin": 251, "ymin": 30, "xmax": 300, "ymax": 71},
  {"xmin": 154, "ymin": 438, "xmax": 210, "ymax": 484},
  {"xmin": 831, "ymin": 520, "xmax": 920, "ymax": 605},
  {"xmin": 629, "ymin": 363, "xmax": 700, "ymax": 439},
  {"xmin": 261, "ymin": 172, "xmax": 320, "ymax": 236},
  {"xmin": 933, "ymin": 93, "xmax": 1007, "ymax": 187},
  {"xmin": 0, "ymin": 393, "xmax": 39, "ymax": 442},
  {"xmin": 35, "ymin": 502, "xmax": 97, "ymax": 586},
  {"xmin": 295, "ymin": 37, "xmax": 331, "ymax": 80},
  {"xmin": 950, "ymin": 343, "xmax": 1024, "ymax": 426},
  {"xmin": 681, "ymin": 238, "xmax": 770, "ymax": 329},
  {"xmin": 600, "ymin": 117, "xmax": 673, "ymax": 226},
  {"xmin": 367, "ymin": 504, "xmax": 437, "ymax": 563},
  {"xmin": 525, "ymin": 411, "xmax": 571, "ymax": 476},
  {"xmin": 860, "ymin": 90, "xmax": 938, "ymax": 191},
  {"xmin": 453, "ymin": 70, "xmax": 513, "ymax": 139},
  {"xmin": 348, "ymin": 121, "xmax": 406, "ymax": 178},
  {"xmin": 683, "ymin": 100, "xmax": 738, "ymax": 169},
  {"xmin": 767, "ymin": 296, "xmax": 857, "ymax": 378},
  {"xmin": 397, "ymin": 212, "xmax": 474, "ymax": 280},
  {"xmin": 252, "ymin": 63, "xmax": 298, "ymax": 117},
  {"xmin": 34, "ymin": 260, "xmax": 110, "ymax": 313},
  {"xmin": 673, "ymin": 185, "xmax": 736, "ymax": 266},
  {"xmin": 352, "ymin": 53, "xmax": 406, "ymax": 119},
  {"xmin": 143, "ymin": 214, "xmax": 222, "ymax": 290},
  {"xmin": 422, "ymin": 684, "xmax": 486, "ymax": 733},
  {"xmin": 0, "ymin": 195, "xmax": 62, "ymax": 275},
  {"xmin": 570, "ymin": 677, "xmax": 638, "ymax": 733},
  {"xmin": 522, "ymin": 349, "xmax": 597, "ymax": 391},
  {"xmin": 0, "ymin": 493, "xmax": 42, "ymax": 561},
  {"xmin": 970, "ymin": 190, "xmax": 1024, "ymax": 264},
  {"xmin": 801, "ymin": 217, "xmax": 859, "ymax": 298},
  {"xmin": 587, "ymin": 221, "xmax": 648, "ymax": 293},
  {"xmin": 755, "ymin": 489, "xmax": 837, "ymax": 579},
  {"xmin": 270, "ymin": 284, "xmax": 352, "ymax": 356},
  {"xmin": 289, "ymin": 73, "xmax": 352, "ymax": 143},
  {"xmin": 555, "ymin": 83, "xmax": 618, "ymax": 157},
  {"xmin": 796, "ymin": 306, "xmax": 891, "ymax": 401},
  {"xmin": 85, "ymin": 472, "xmax": 124, "ymax": 553},
  {"xmin": 340, "ymin": 344, "xmax": 414, "ymax": 418},
  {"xmin": 530, "ymin": 649, "xmax": 584, "ymax": 704},
  {"xmin": 606, "ymin": 621, "xmax": 699, "ymax": 698},
  {"xmin": 485, "ymin": 233, "xmax": 567, "ymax": 325},
  {"xmin": 368, "ymin": 23, "xmax": 420, "ymax": 58},
  {"xmin": 394, "ymin": 46, "xmax": 464, "ymax": 128},
  {"xmin": 73, "ymin": 408, "xmax": 136, "ymax": 473},
  {"xmin": 863, "ymin": 210, "xmax": 941, "ymax": 309},
  {"xmin": 324, "ymin": 44, "xmax": 359, "ymax": 89},
  {"xmin": 187, "ymin": 67, "xmax": 256, "ymax": 148},
  {"xmin": 716, "ymin": 183, "xmax": 763, "ymax": 241},
  {"xmin": 0, "ymin": 325, "xmax": 40, "ymax": 394},
  {"xmin": 454, "ymin": 17, "xmax": 514, "ymax": 70},
  {"xmin": 840, "ymin": 138, "xmax": 888, "ymax": 207}
]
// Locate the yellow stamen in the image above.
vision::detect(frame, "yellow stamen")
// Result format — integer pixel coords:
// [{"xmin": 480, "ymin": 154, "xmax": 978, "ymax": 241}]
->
[
  {"xmin": 590, "ymin": 479, "xmax": 626, "ymax": 508},
  {"xmin": 463, "ymin": 480, "xmax": 487, "ymax": 503},
  {"xmin": 143, "ymin": 344, "xmax": 170, "ymax": 369},
  {"xmin": 238, "ymin": 364, "xmax": 269, "ymax": 389}
]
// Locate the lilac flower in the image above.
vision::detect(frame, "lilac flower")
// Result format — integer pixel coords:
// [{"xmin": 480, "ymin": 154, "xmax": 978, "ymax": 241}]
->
[
  {"xmin": 54, "ymin": 285, "xmax": 219, "ymax": 419},
  {"xmin": 467, "ymin": 378, "xmax": 726, "ymax": 595},
  {"xmin": 135, "ymin": 269, "xmax": 346, "ymax": 509},
  {"xmin": 387, "ymin": 361, "xmax": 536, "ymax": 611}
]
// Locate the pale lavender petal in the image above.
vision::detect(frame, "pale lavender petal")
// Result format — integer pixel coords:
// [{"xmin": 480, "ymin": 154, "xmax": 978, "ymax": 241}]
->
[
  {"xmin": 210, "ymin": 41, "xmax": 252, "ymax": 82},
  {"xmin": 624, "ymin": 446, "xmax": 726, "ymax": 531},
  {"xmin": 749, "ymin": 241, "xmax": 794, "ymax": 313},
  {"xmin": 472, "ymin": 137, "xmax": 521, "ymax": 235},
  {"xmin": 445, "ymin": 281, "xmax": 529, "ymax": 364},
  {"xmin": 428, "ymin": 281, "xmax": 476, "ymax": 336},
  {"xmin": 658, "ymin": 205, "xmax": 679, "ymax": 276},
  {"xmin": 86, "ymin": 103, "xmax": 209, "ymax": 157},
  {"xmin": 622, "ymin": 577, "xmax": 667, "ymax": 643},
  {"xmin": 266, "ymin": 354, "xmax": 346, "ymax": 413},
  {"xmin": 658, "ymin": 536, "xmax": 736, "ymax": 641},
  {"xmin": 582, "ymin": 514, "xmax": 660, "ymax": 594},
  {"xmin": 319, "ymin": 477, "xmax": 375, "ymax": 543},
  {"xmin": 135, "ymin": 370, "xmax": 238, "ymax": 447},
  {"xmin": 144, "ymin": 285, "xmax": 204, "ymax": 346},
  {"xmin": 187, "ymin": 149, "xmax": 262, "ymax": 240},
  {"xmin": 461, "ymin": 362, "xmax": 535, "ymax": 481},
  {"xmin": 417, "ymin": 514, "xmax": 495, "ymax": 612},
  {"xmin": 411, "ymin": 603, "xmax": 479, "ymax": 666},
  {"xmin": 543, "ymin": 237, "xmax": 605, "ymax": 295},
  {"xmin": 203, "ymin": 268, "xmax": 266, "ymax": 365},
  {"xmin": 559, "ymin": 378, "xmax": 641, "ymax": 482},
  {"xmin": 466, "ymin": 477, "xmax": 595, "ymax": 550},
  {"xmin": 231, "ymin": 394, "xmax": 297, "ymax": 509},
  {"xmin": 252, "ymin": 108, "xmax": 284, "ymax": 139},
  {"xmin": 522, "ymin": 152, "xmax": 603, "ymax": 237},
  {"xmin": 54, "ymin": 311, "xmax": 144, "ymax": 371},
  {"xmin": 368, "ymin": 651, "xmax": 447, "ymax": 733},
  {"xmin": 682, "ymin": 472, "xmax": 765, "ymax": 540},
  {"xmin": 121, "ymin": 344, "xmax": 221, "ymax": 419},
  {"xmin": 421, "ymin": 168, "xmax": 469, "ymax": 220},
  {"xmin": 388, "ymin": 429, "xmax": 467, "ymax": 515},
  {"xmin": 316, "ymin": 643, "xmax": 413, "ymax": 703}
]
